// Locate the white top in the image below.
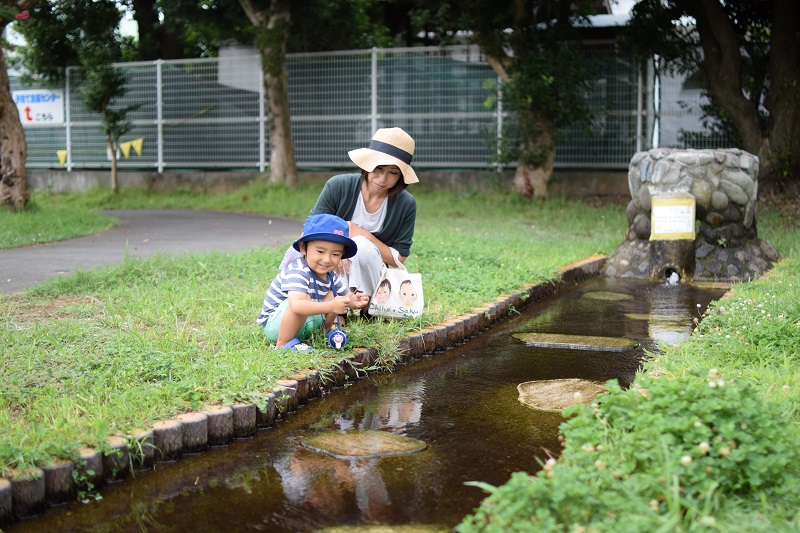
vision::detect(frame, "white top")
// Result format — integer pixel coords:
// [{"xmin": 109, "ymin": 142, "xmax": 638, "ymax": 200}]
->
[{"xmin": 351, "ymin": 192, "xmax": 387, "ymax": 233}]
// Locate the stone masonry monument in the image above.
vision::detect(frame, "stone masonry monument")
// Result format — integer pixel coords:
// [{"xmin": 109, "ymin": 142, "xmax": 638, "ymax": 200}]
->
[{"xmin": 602, "ymin": 148, "xmax": 778, "ymax": 282}]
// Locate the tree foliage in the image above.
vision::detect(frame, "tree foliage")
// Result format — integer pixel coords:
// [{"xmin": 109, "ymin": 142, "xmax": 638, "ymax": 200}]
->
[
  {"xmin": 114, "ymin": 0, "xmax": 405, "ymax": 61},
  {"xmin": 623, "ymin": 0, "xmax": 800, "ymax": 192},
  {"xmin": 14, "ymin": 0, "xmax": 128, "ymax": 84},
  {"xmin": 119, "ymin": 0, "xmax": 253, "ymax": 60},
  {"xmin": 16, "ymin": 0, "xmax": 136, "ymax": 193},
  {"xmin": 411, "ymin": 0, "xmax": 601, "ymax": 197}
]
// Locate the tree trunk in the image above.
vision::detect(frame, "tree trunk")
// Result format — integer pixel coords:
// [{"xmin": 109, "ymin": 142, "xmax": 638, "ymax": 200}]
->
[
  {"xmin": 512, "ymin": 115, "xmax": 555, "ymax": 198},
  {"xmin": 761, "ymin": 0, "xmax": 800, "ymax": 189},
  {"xmin": 0, "ymin": 53, "xmax": 29, "ymax": 211},
  {"xmin": 512, "ymin": 149, "xmax": 554, "ymax": 198},
  {"xmin": 107, "ymin": 135, "xmax": 119, "ymax": 194},
  {"xmin": 687, "ymin": 0, "xmax": 800, "ymax": 183},
  {"xmin": 239, "ymin": 0, "xmax": 298, "ymax": 186}
]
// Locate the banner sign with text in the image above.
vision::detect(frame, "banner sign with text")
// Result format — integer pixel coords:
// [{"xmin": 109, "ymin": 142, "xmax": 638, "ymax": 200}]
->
[{"xmin": 14, "ymin": 89, "xmax": 65, "ymax": 124}]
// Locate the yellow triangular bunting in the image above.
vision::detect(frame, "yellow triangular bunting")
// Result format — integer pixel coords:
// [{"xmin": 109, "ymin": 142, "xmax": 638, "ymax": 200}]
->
[
  {"xmin": 120, "ymin": 141, "xmax": 132, "ymax": 158},
  {"xmin": 56, "ymin": 150, "xmax": 67, "ymax": 166},
  {"xmin": 131, "ymin": 137, "xmax": 143, "ymax": 156}
]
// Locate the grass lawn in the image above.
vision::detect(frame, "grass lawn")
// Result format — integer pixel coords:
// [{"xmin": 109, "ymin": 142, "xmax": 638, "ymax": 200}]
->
[
  {"xmin": 1, "ymin": 182, "xmax": 622, "ymax": 474},
  {"xmin": 2, "ymin": 182, "xmax": 798, "ymax": 531}
]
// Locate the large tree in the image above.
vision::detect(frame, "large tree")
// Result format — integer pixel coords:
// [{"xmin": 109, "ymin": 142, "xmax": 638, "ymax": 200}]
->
[
  {"xmin": 237, "ymin": 0, "xmax": 398, "ymax": 186},
  {"xmin": 412, "ymin": 0, "xmax": 599, "ymax": 198},
  {"xmin": 238, "ymin": 0, "xmax": 297, "ymax": 186},
  {"xmin": 16, "ymin": 0, "xmax": 135, "ymax": 193},
  {"xmin": 625, "ymin": 0, "xmax": 800, "ymax": 193},
  {"xmin": 0, "ymin": 0, "xmax": 37, "ymax": 211}
]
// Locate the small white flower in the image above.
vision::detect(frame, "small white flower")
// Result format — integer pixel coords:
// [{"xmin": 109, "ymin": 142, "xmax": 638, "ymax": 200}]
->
[
  {"xmin": 681, "ymin": 455, "xmax": 693, "ymax": 466},
  {"xmin": 595, "ymin": 460, "xmax": 607, "ymax": 471},
  {"xmin": 699, "ymin": 442, "xmax": 711, "ymax": 454}
]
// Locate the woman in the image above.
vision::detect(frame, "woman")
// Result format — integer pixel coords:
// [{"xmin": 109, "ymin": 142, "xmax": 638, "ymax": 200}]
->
[{"xmin": 282, "ymin": 127, "xmax": 419, "ymax": 303}]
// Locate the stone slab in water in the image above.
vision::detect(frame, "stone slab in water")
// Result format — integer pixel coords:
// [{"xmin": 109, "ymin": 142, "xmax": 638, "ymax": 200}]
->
[
  {"xmin": 513, "ymin": 332, "xmax": 639, "ymax": 351},
  {"xmin": 518, "ymin": 379, "xmax": 607, "ymax": 412},
  {"xmin": 301, "ymin": 430, "xmax": 427, "ymax": 460},
  {"xmin": 624, "ymin": 312, "xmax": 687, "ymax": 325},
  {"xmin": 318, "ymin": 526, "xmax": 450, "ymax": 533},
  {"xmin": 582, "ymin": 291, "xmax": 634, "ymax": 301},
  {"xmin": 689, "ymin": 280, "xmax": 732, "ymax": 290}
]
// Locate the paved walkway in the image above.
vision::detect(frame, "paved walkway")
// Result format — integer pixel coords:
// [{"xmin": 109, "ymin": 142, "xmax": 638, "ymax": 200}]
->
[{"xmin": 0, "ymin": 210, "xmax": 302, "ymax": 296}]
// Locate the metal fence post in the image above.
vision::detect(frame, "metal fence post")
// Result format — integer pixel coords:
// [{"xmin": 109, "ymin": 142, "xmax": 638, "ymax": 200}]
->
[
  {"xmin": 65, "ymin": 66, "xmax": 73, "ymax": 172},
  {"xmin": 258, "ymin": 63, "xmax": 266, "ymax": 173},
  {"xmin": 156, "ymin": 59, "xmax": 164, "ymax": 173},
  {"xmin": 636, "ymin": 61, "xmax": 643, "ymax": 154},
  {"xmin": 496, "ymin": 75, "xmax": 503, "ymax": 172},
  {"xmin": 371, "ymin": 47, "xmax": 378, "ymax": 134},
  {"xmin": 650, "ymin": 56, "xmax": 660, "ymax": 148}
]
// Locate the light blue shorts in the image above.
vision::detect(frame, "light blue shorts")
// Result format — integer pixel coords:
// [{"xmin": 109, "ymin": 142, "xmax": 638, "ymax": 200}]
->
[{"xmin": 262, "ymin": 299, "xmax": 323, "ymax": 342}]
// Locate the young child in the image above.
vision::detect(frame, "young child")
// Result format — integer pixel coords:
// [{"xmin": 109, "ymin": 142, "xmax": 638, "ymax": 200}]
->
[{"xmin": 256, "ymin": 214, "xmax": 370, "ymax": 352}]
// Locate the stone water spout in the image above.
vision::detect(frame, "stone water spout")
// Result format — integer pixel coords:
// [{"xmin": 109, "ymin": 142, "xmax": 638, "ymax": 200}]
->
[{"xmin": 602, "ymin": 148, "xmax": 778, "ymax": 282}]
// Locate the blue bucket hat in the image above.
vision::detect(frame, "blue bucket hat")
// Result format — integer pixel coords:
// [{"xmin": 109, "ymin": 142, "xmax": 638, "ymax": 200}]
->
[{"xmin": 293, "ymin": 214, "xmax": 358, "ymax": 259}]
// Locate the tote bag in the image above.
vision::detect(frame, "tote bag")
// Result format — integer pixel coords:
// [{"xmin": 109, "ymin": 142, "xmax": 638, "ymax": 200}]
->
[{"xmin": 368, "ymin": 254, "xmax": 424, "ymax": 319}]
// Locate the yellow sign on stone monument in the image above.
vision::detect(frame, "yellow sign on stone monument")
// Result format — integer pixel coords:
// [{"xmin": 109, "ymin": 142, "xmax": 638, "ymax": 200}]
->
[{"xmin": 650, "ymin": 194, "xmax": 696, "ymax": 241}]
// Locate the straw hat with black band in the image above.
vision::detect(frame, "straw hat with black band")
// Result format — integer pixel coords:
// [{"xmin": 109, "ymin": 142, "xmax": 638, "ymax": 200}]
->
[{"xmin": 348, "ymin": 127, "xmax": 419, "ymax": 184}]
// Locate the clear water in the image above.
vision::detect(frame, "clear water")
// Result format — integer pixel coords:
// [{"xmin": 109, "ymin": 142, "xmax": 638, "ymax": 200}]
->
[{"xmin": 10, "ymin": 277, "xmax": 726, "ymax": 532}]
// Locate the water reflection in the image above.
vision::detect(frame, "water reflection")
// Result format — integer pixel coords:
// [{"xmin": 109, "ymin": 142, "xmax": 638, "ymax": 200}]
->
[
  {"xmin": 277, "ymin": 451, "xmax": 393, "ymax": 524},
  {"xmin": 8, "ymin": 278, "xmax": 727, "ymax": 533}
]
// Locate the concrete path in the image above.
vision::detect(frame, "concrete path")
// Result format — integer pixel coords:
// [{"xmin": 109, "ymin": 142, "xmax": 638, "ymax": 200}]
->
[{"xmin": 0, "ymin": 209, "xmax": 302, "ymax": 296}]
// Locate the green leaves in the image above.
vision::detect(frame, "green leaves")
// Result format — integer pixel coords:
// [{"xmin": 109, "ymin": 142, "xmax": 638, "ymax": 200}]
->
[{"xmin": 459, "ymin": 366, "xmax": 800, "ymax": 532}]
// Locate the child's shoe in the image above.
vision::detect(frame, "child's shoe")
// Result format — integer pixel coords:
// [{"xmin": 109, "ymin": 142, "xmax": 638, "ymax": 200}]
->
[{"xmin": 276, "ymin": 338, "xmax": 313, "ymax": 353}]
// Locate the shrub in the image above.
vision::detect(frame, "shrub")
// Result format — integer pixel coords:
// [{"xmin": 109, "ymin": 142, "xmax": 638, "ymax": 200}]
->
[{"xmin": 458, "ymin": 368, "xmax": 800, "ymax": 532}]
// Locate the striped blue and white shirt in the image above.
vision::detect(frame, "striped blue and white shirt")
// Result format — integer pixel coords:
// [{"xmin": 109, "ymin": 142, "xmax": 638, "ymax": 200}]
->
[{"xmin": 255, "ymin": 257, "xmax": 347, "ymax": 326}]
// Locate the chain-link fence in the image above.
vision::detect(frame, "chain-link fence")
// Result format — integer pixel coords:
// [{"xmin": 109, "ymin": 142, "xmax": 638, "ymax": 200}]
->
[{"xmin": 12, "ymin": 43, "xmax": 731, "ymax": 173}]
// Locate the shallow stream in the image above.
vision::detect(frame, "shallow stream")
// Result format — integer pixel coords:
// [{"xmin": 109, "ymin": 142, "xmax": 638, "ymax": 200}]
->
[{"xmin": 10, "ymin": 277, "xmax": 727, "ymax": 532}]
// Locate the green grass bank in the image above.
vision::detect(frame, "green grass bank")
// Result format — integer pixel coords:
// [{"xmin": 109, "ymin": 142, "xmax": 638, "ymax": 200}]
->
[
  {"xmin": 1, "ymin": 182, "xmax": 620, "ymax": 475},
  {"xmin": 2, "ymin": 183, "xmax": 798, "ymax": 531}
]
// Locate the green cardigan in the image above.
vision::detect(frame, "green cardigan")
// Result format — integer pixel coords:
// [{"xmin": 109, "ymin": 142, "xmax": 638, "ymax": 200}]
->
[{"xmin": 310, "ymin": 173, "xmax": 417, "ymax": 257}]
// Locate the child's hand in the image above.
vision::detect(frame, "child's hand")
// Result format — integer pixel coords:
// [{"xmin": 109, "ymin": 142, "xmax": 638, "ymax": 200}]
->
[
  {"xmin": 349, "ymin": 292, "xmax": 370, "ymax": 309},
  {"xmin": 330, "ymin": 295, "xmax": 352, "ymax": 315}
]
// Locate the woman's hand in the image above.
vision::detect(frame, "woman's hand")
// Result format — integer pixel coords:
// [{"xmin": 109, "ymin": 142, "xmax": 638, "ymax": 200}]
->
[
  {"xmin": 346, "ymin": 221, "xmax": 376, "ymax": 242},
  {"xmin": 346, "ymin": 221, "xmax": 400, "ymax": 266},
  {"xmin": 337, "ymin": 258, "xmax": 351, "ymax": 277}
]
